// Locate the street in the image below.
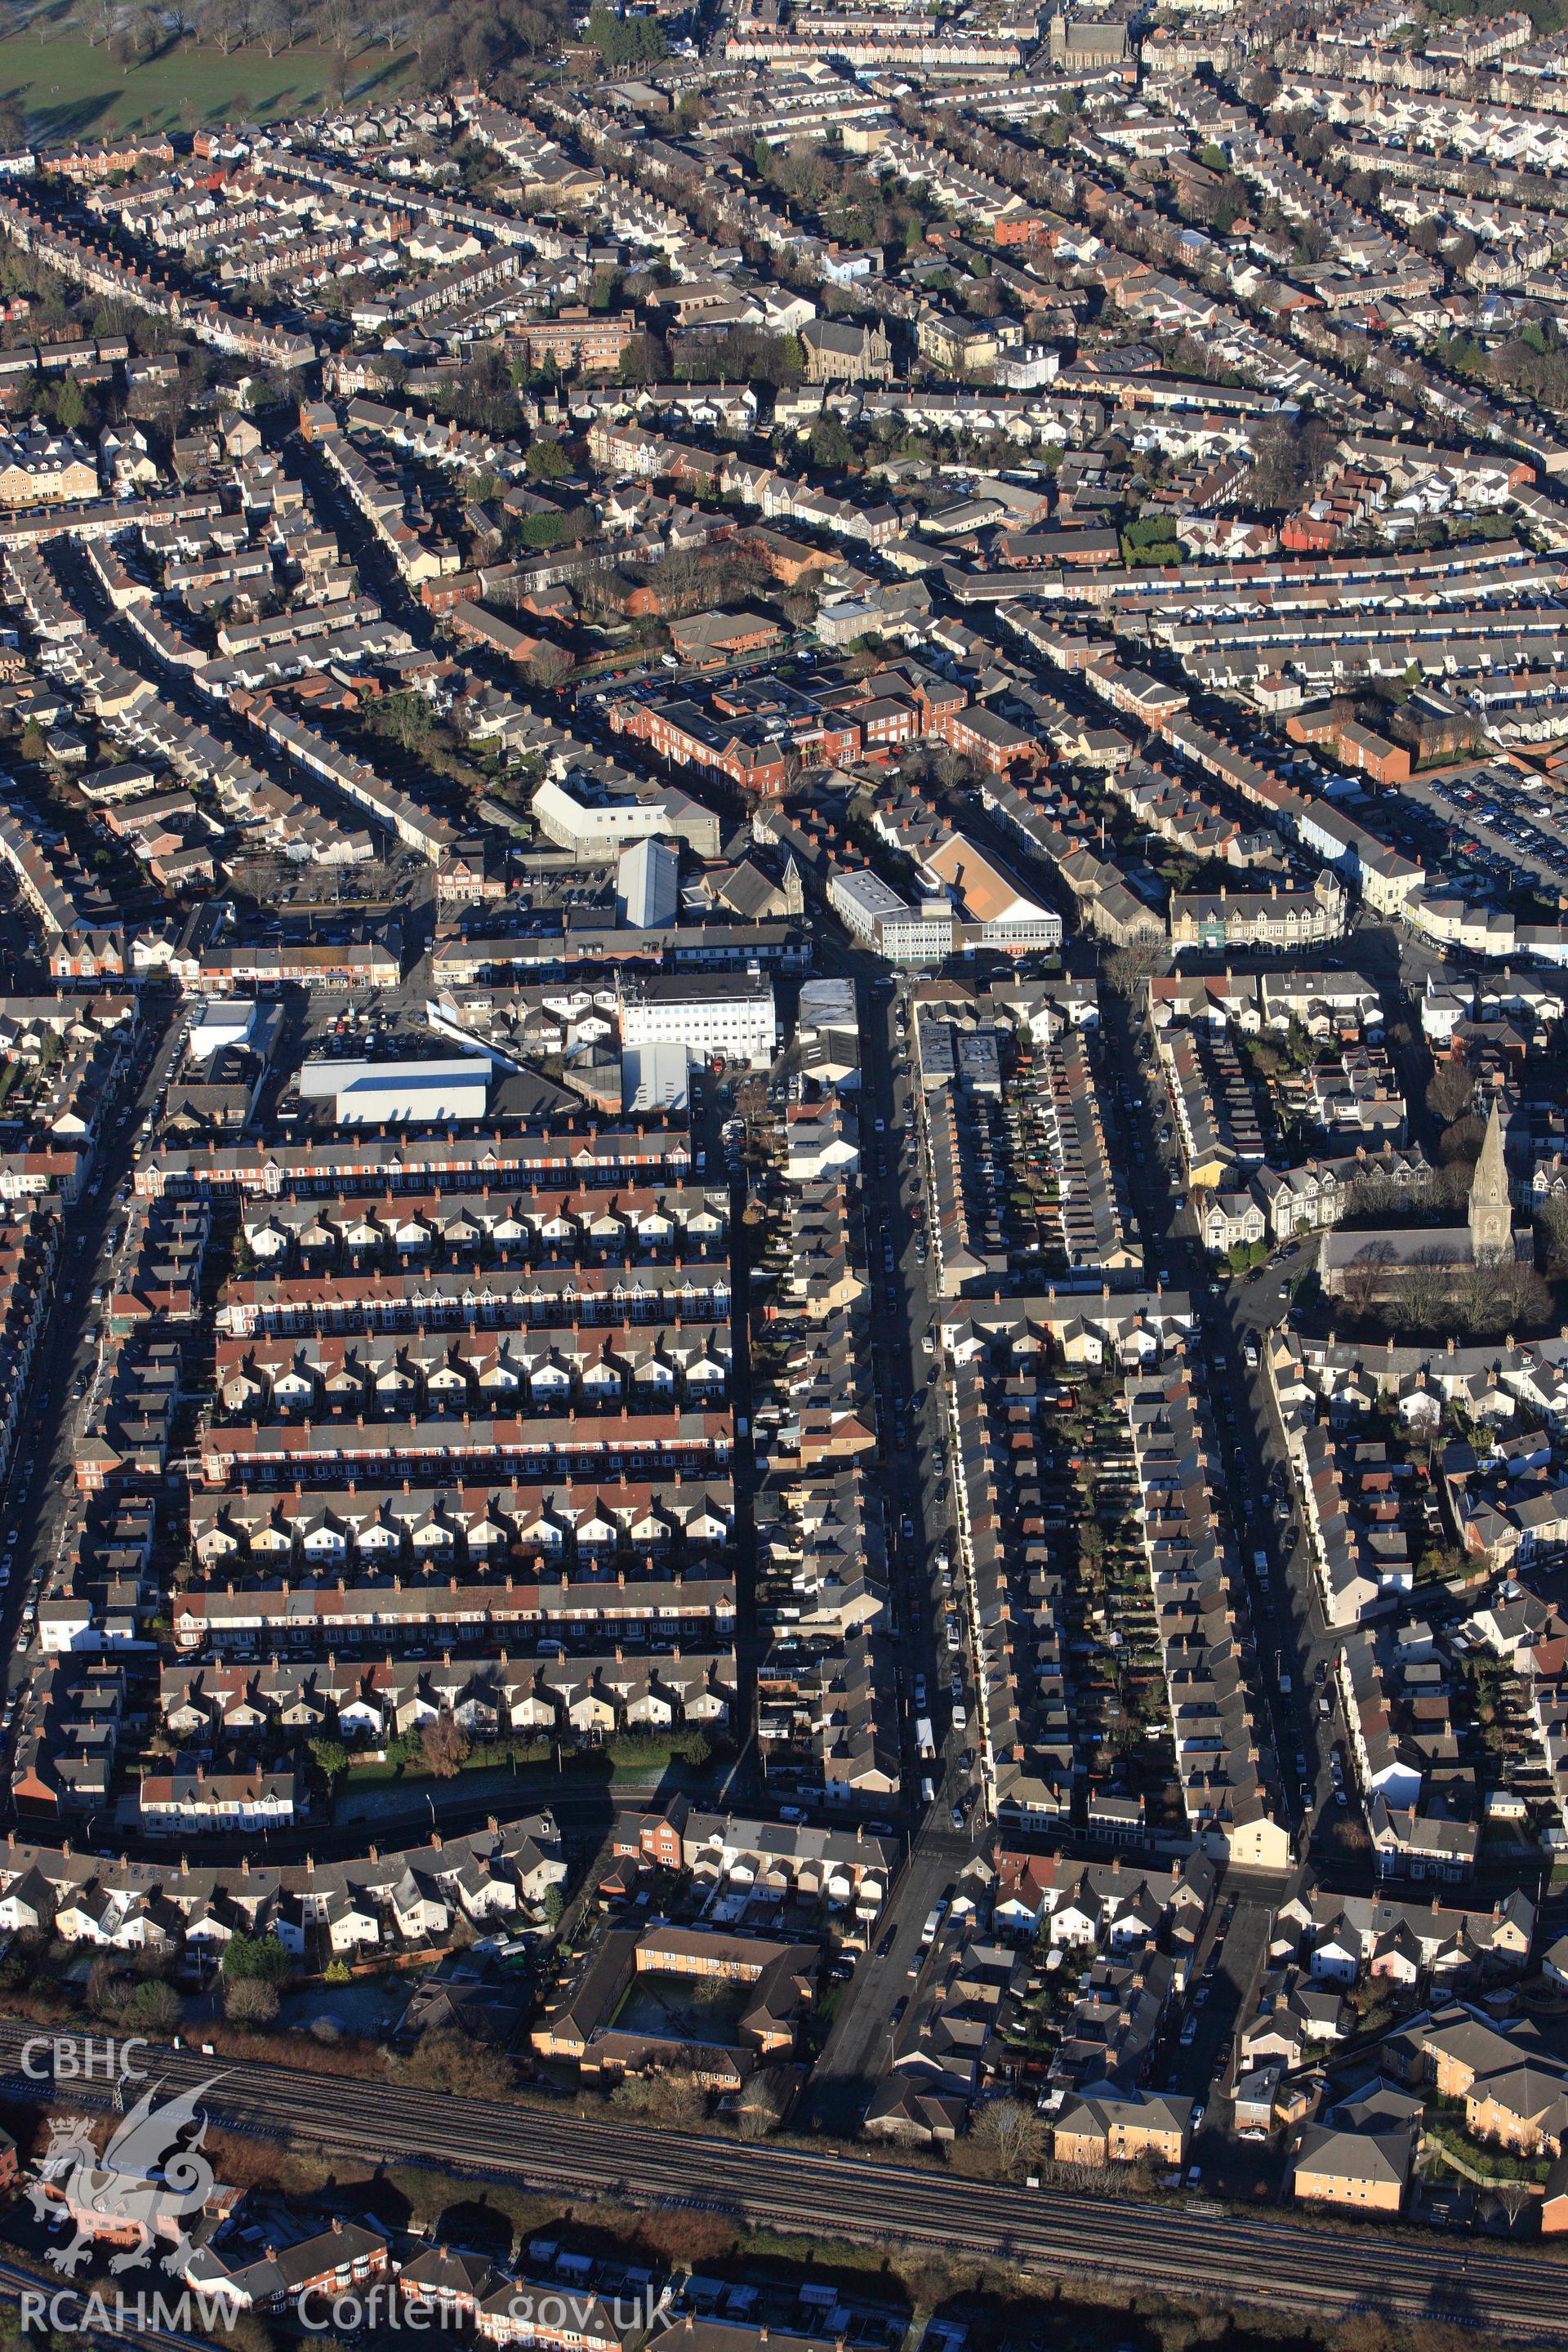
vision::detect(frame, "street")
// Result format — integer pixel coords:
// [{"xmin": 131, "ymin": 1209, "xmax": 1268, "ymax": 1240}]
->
[{"xmin": 0, "ymin": 990, "xmax": 184, "ymax": 1757}]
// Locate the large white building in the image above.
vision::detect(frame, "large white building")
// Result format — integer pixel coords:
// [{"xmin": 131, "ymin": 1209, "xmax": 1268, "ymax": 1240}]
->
[
  {"xmin": 188, "ymin": 1000, "xmax": 256, "ymax": 1062},
  {"xmin": 296, "ymin": 1054, "xmax": 492, "ymax": 1125},
  {"xmin": 617, "ymin": 972, "xmax": 777, "ymax": 1071},
  {"xmin": 622, "ymin": 1040, "xmax": 691, "ymax": 1114},
  {"xmin": 532, "ymin": 769, "xmax": 723, "ymax": 861},
  {"xmin": 617, "ymin": 835, "xmax": 682, "ymax": 930},
  {"xmin": 920, "ymin": 833, "xmax": 1064, "ymax": 956},
  {"xmin": 828, "ymin": 867, "xmax": 955, "ymax": 965}
]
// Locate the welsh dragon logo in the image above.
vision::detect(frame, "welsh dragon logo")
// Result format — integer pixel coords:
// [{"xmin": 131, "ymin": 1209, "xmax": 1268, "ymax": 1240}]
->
[{"xmin": 28, "ymin": 2077, "xmax": 221, "ymax": 2276}]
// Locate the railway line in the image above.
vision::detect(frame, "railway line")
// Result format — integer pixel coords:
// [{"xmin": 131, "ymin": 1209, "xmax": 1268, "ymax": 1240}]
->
[
  {"xmin": 0, "ymin": 2252, "xmax": 218, "ymax": 2352},
  {"xmin": 0, "ymin": 2028, "xmax": 1557, "ymax": 2340}
]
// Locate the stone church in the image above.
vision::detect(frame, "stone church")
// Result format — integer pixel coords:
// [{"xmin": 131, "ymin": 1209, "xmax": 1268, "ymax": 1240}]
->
[{"xmin": 1320, "ymin": 1102, "xmax": 1519, "ymax": 1301}]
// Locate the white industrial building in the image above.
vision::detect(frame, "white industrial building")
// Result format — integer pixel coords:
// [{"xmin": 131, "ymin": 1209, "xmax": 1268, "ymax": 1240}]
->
[
  {"xmin": 617, "ymin": 836, "xmax": 682, "ymax": 930},
  {"xmin": 622, "ymin": 1040, "xmax": 691, "ymax": 1114},
  {"xmin": 297, "ymin": 1054, "xmax": 492, "ymax": 1125},
  {"xmin": 188, "ymin": 1000, "xmax": 256, "ymax": 1062},
  {"xmin": 532, "ymin": 770, "xmax": 723, "ymax": 861},
  {"xmin": 617, "ymin": 971, "xmax": 777, "ymax": 1071}
]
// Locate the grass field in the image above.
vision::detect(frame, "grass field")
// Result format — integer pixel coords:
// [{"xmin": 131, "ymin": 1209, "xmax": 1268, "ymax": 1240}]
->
[{"xmin": 0, "ymin": 22, "xmax": 411, "ymax": 141}]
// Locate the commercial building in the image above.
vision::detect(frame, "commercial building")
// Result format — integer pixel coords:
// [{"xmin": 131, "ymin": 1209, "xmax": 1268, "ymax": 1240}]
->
[
  {"xmin": 828, "ymin": 869, "xmax": 956, "ymax": 964},
  {"xmin": 617, "ymin": 836, "xmax": 682, "ymax": 931},
  {"xmin": 920, "ymin": 833, "xmax": 1063, "ymax": 956},
  {"xmin": 618, "ymin": 972, "xmax": 778, "ymax": 1071},
  {"xmin": 532, "ymin": 770, "xmax": 723, "ymax": 862},
  {"xmin": 296, "ymin": 1055, "xmax": 493, "ymax": 1127}
]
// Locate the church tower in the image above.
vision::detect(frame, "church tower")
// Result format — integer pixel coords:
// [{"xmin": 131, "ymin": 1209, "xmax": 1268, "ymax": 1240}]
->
[{"xmin": 1468, "ymin": 1101, "xmax": 1512, "ymax": 1263}]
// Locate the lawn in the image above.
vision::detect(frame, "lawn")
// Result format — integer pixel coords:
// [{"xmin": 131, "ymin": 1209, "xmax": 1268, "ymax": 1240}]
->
[
  {"xmin": 611, "ymin": 1968, "xmax": 751, "ymax": 2046},
  {"xmin": 0, "ymin": 22, "xmax": 410, "ymax": 141}
]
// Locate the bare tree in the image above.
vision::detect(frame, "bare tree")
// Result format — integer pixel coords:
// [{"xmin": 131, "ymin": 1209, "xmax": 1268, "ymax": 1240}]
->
[
  {"xmin": 1245, "ymin": 410, "xmax": 1339, "ymax": 511},
  {"xmin": 421, "ymin": 1709, "xmax": 470, "ymax": 1779},
  {"xmin": 1493, "ymin": 2181, "xmax": 1535, "ymax": 2239},
  {"xmin": 366, "ymin": 0, "xmax": 412, "ymax": 48},
  {"xmin": 199, "ymin": 0, "xmax": 250, "ymax": 56},
  {"xmin": 1426, "ymin": 1058, "xmax": 1475, "ymax": 1126},
  {"xmin": 737, "ymin": 2082, "xmax": 783, "ymax": 2140},
  {"xmin": 1393, "ymin": 1251, "xmax": 1453, "ymax": 1336},
  {"xmin": 1105, "ymin": 930, "xmax": 1166, "ymax": 1000},
  {"xmin": 1338, "ymin": 1239, "xmax": 1396, "ymax": 1325},
  {"xmin": 951, "ymin": 2096, "xmax": 1046, "ymax": 2180},
  {"xmin": 644, "ymin": 2067, "xmax": 706, "ymax": 2127},
  {"xmin": 1456, "ymin": 1257, "xmax": 1550, "ymax": 1340},
  {"xmin": 320, "ymin": 0, "xmax": 360, "ymax": 59},
  {"xmin": 524, "ymin": 644, "xmax": 573, "ymax": 693},
  {"xmin": 1441, "ymin": 1113, "xmax": 1485, "ymax": 1167},
  {"xmin": 396, "ymin": 2028, "xmax": 514, "ymax": 2100},
  {"xmin": 610, "ymin": 2066, "xmax": 706, "ymax": 2127},
  {"xmin": 252, "ymin": 0, "xmax": 294, "ymax": 55},
  {"xmin": 1348, "ymin": 1167, "xmax": 1436, "ymax": 1223},
  {"xmin": 1537, "ymin": 1193, "xmax": 1568, "ymax": 1273}
]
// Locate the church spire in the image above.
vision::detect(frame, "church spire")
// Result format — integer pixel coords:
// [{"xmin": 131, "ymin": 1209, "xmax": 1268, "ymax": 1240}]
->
[{"xmin": 1468, "ymin": 1100, "xmax": 1512, "ymax": 1263}]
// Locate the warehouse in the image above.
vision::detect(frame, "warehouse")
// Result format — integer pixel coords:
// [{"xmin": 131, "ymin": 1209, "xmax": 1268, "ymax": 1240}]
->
[
  {"xmin": 296, "ymin": 1054, "xmax": 492, "ymax": 1126},
  {"xmin": 617, "ymin": 836, "xmax": 682, "ymax": 931}
]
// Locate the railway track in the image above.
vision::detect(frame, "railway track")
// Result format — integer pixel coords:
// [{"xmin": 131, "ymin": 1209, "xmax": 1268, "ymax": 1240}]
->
[{"xmin": 0, "ymin": 2027, "xmax": 1557, "ymax": 2338}]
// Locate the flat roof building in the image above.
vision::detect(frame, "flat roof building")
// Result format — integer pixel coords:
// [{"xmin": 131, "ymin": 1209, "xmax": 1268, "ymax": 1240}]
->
[
  {"xmin": 296, "ymin": 1055, "xmax": 492, "ymax": 1126},
  {"xmin": 188, "ymin": 1000, "xmax": 256, "ymax": 1062},
  {"xmin": 618, "ymin": 971, "xmax": 777, "ymax": 1071},
  {"xmin": 622, "ymin": 1040, "xmax": 691, "ymax": 1115}
]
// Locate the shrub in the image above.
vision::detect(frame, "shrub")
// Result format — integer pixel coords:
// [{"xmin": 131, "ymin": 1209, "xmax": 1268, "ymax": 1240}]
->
[{"xmin": 225, "ymin": 1976, "xmax": 280, "ymax": 2029}]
